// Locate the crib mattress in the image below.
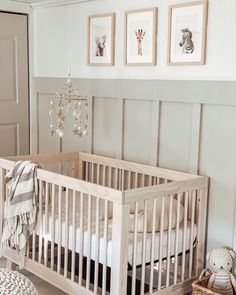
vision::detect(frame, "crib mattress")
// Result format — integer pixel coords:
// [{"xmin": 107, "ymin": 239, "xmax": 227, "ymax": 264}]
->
[{"xmin": 36, "ymin": 208, "xmax": 197, "ymax": 268}]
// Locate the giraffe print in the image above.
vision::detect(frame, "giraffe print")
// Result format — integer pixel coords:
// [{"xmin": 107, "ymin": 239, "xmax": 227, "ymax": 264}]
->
[{"xmin": 135, "ymin": 29, "xmax": 146, "ymax": 56}]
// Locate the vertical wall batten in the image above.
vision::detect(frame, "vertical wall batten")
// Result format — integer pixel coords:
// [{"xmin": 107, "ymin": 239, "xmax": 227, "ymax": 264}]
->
[
  {"xmin": 87, "ymin": 96, "xmax": 94, "ymax": 154},
  {"xmin": 150, "ymin": 100, "xmax": 160, "ymax": 166},
  {"xmin": 189, "ymin": 103, "xmax": 202, "ymax": 174},
  {"xmin": 116, "ymin": 97, "xmax": 124, "ymax": 159}
]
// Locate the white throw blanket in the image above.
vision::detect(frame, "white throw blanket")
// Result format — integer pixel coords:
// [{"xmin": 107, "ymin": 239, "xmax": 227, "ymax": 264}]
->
[{"xmin": 1, "ymin": 161, "xmax": 41, "ymax": 268}]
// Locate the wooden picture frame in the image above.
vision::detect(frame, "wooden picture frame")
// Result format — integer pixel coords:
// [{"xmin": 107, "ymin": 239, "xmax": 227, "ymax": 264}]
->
[
  {"xmin": 88, "ymin": 13, "xmax": 115, "ymax": 66},
  {"xmin": 125, "ymin": 7, "xmax": 158, "ymax": 66},
  {"xmin": 168, "ymin": 0, "xmax": 208, "ymax": 66}
]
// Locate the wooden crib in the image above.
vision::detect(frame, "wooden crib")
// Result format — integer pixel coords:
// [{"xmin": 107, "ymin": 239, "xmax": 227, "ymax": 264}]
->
[{"xmin": 0, "ymin": 152, "xmax": 208, "ymax": 295}]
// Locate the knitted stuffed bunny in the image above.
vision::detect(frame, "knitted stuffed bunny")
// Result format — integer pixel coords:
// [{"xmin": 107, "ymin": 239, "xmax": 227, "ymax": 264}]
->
[{"xmin": 207, "ymin": 247, "xmax": 236, "ymax": 295}]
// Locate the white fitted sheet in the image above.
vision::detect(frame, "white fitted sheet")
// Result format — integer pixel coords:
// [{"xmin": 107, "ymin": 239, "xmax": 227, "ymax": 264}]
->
[{"xmin": 37, "ymin": 207, "xmax": 197, "ymax": 268}]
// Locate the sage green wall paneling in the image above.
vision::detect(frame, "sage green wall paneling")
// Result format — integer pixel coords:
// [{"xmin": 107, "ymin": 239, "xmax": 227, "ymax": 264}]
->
[
  {"xmin": 199, "ymin": 104, "xmax": 236, "ymax": 251},
  {"xmin": 158, "ymin": 102, "xmax": 193, "ymax": 172},
  {"xmin": 32, "ymin": 78, "xmax": 236, "ymax": 252},
  {"xmin": 38, "ymin": 93, "xmax": 60, "ymax": 153},
  {"xmin": 93, "ymin": 97, "xmax": 117, "ymax": 158},
  {"xmin": 123, "ymin": 99, "xmax": 152, "ymax": 164}
]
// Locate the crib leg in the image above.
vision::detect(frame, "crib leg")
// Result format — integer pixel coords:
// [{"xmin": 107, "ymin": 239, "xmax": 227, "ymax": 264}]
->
[{"xmin": 6, "ymin": 259, "xmax": 17, "ymax": 271}]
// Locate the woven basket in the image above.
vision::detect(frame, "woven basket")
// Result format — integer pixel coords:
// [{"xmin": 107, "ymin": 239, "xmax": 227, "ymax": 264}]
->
[{"xmin": 192, "ymin": 268, "xmax": 222, "ymax": 295}]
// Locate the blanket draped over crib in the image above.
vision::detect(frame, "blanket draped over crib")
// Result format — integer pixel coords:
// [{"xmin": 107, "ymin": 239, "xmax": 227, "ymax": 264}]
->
[{"xmin": 1, "ymin": 161, "xmax": 40, "ymax": 268}]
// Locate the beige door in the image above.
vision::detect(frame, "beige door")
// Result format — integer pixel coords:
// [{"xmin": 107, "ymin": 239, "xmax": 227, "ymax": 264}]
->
[{"xmin": 0, "ymin": 12, "xmax": 29, "ymax": 157}]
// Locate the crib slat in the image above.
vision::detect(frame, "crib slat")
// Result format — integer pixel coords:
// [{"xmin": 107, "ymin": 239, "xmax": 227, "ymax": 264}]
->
[
  {"xmin": 50, "ymin": 184, "xmax": 55, "ymax": 270},
  {"xmin": 79, "ymin": 193, "xmax": 84, "ymax": 286},
  {"xmin": 102, "ymin": 200, "xmax": 108, "ymax": 295},
  {"xmin": 158, "ymin": 196, "xmax": 165, "ymax": 291},
  {"xmin": 85, "ymin": 162, "xmax": 89, "ymax": 181},
  {"xmin": 134, "ymin": 172, "xmax": 138, "ymax": 189},
  {"xmin": 115, "ymin": 168, "xmax": 118, "ymax": 189},
  {"xmin": 141, "ymin": 200, "xmax": 148, "ymax": 295},
  {"xmin": 189, "ymin": 190, "xmax": 196, "ymax": 278},
  {"xmin": 91, "ymin": 163, "xmax": 94, "ymax": 183},
  {"xmin": 174, "ymin": 193, "xmax": 181, "ymax": 284},
  {"xmin": 131, "ymin": 201, "xmax": 139, "ymax": 295},
  {"xmin": 181, "ymin": 192, "xmax": 189, "ymax": 282},
  {"xmin": 32, "ymin": 230, "xmax": 36, "ymax": 261},
  {"xmin": 64, "ymin": 188, "xmax": 69, "ymax": 278},
  {"xmin": 149, "ymin": 198, "xmax": 157, "ymax": 293},
  {"xmin": 128, "ymin": 171, "xmax": 131, "ymax": 190},
  {"xmin": 109, "ymin": 166, "xmax": 112, "ymax": 188},
  {"xmin": 141, "ymin": 174, "xmax": 145, "ymax": 188},
  {"xmin": 38, "ymin": 180, "xmax": 43, "ymax": 264},
  {"xmin": 44, "ymin": 182, "xmax": 49, "ymax": 267},
  {"xmin": 71, "ymin": 190, "xmax": 76, "ymax": 282},
  {"xmin": 121, "ymin": 169, "xmax": 125, "ymax": 190},
  {"xmin": 97, "ymin": 164, "xmax": 100, "ymax": 185},
  {"xmin": 102, "ymin": 165, "xmax": 106, "ymax": 187},
  {"xmin": 166, "ymin": 195, "xmax": 173, "ymax": 287},
  {"xmin": 57, "ymin": 186, "xmax": 62, "ymax": 274},
  {"xmin": 94, "ymin": 198, "xmax": 100, "ymax": 294},
  {"xmin": 149, "ymin": 175, "xmax": 152, "ymax": 186},
  {"xmin": 86, "ymin": 195, "xmax": 92, "ymax": 290}
]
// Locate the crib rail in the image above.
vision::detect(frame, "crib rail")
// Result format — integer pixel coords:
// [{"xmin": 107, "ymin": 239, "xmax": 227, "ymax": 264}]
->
[
  {"xmin": 79, "ymin": 152, "xmax": 199, "ymax": 182},
  {"xmin": 6, "ymin": 152, "xmax": 80, "ymax": 178}
]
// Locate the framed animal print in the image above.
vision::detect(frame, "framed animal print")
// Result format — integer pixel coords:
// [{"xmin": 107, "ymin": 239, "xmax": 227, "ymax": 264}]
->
[
  {"xmin": 125, "ymin": 8, "xmax": 158, "ymax": 66},
  {"xmin": 168, "ymin": 0, "xmax": 208, "ymax": 65},
  {"xmin": 88, "ymin": 13, "xmax": 115, "ymax": 66}
]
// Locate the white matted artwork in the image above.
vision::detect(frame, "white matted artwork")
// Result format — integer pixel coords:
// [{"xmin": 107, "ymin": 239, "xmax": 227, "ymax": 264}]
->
[
  {"xmin": 88, "ymin": 13, "xmax": 115, "ymax": 66},
  {"xmin": 125, "ymin": 8, "xmax": 157, "ymax": 66},
  {"xmin": 168, "ymin": 1, "xmax": 208, "ymax": 65}
]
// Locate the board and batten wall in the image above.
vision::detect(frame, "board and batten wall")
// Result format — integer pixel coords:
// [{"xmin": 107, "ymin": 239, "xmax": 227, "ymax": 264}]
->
[
  {"xmin": 31, "ymin": 0, "xmax": 236, "ymax": 255},
  {"xmin": 31, "ymin": 78, "xmax": 236, "ymax": 253}
]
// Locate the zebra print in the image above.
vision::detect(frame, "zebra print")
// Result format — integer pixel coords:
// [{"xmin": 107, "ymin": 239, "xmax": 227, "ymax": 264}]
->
[{"xmin": 179, "ymin": 28, "xmax": 194, "ymax": 54}]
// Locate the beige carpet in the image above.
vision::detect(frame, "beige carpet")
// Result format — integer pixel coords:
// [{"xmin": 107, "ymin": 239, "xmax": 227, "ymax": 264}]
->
[{"xmin": 0, "ymin": 258, "xmax": 66, "ymax": 295}]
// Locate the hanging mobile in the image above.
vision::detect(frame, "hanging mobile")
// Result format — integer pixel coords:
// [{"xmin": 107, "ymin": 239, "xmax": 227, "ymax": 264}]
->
[{"xmin": 49, "ymin": 72, "xmax": 88, "ymax": 138}]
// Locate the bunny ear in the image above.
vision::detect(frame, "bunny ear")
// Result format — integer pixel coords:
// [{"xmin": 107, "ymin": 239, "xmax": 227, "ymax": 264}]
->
[
  {"xmin": 230, "ymin": 250, "xmax": 236, "ymax": 259},
  {"xmin": 206, "ymin": 251, "xmax": 212, "ymax": 261}
]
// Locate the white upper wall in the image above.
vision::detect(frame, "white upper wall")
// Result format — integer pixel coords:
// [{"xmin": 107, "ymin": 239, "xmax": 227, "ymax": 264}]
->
[{"xmin": 33, "ymin": 0, "xmax": 236, "ymax": 80}]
